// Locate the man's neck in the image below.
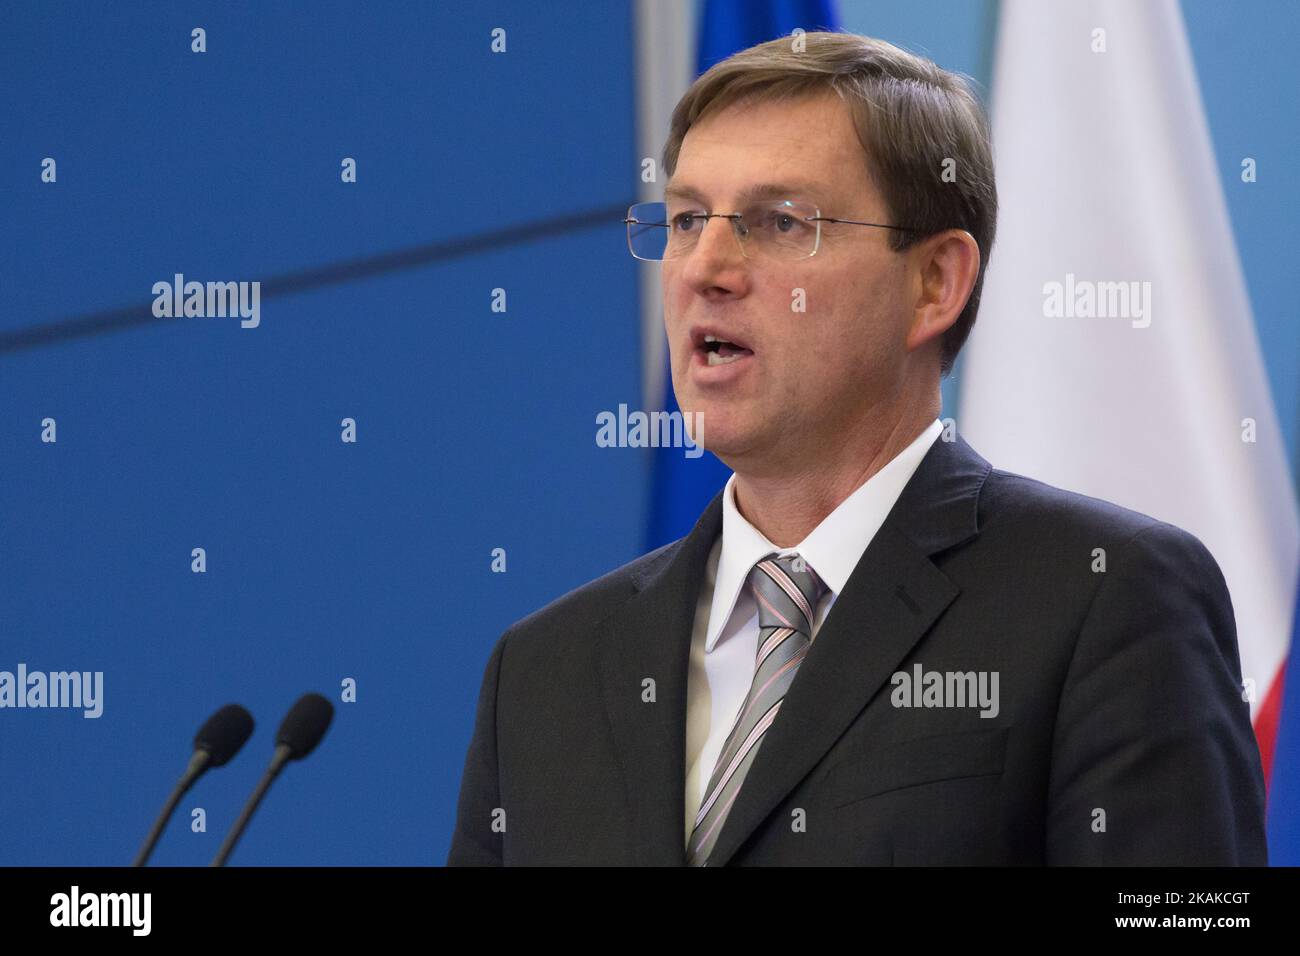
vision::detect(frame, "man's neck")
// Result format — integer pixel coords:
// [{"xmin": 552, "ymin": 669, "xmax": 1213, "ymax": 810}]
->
[{"xmin": 731, "ymin": 411, "xmax": 934, "ymax": 548}]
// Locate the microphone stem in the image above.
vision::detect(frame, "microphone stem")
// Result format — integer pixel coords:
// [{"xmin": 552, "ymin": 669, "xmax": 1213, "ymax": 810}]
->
[
  {"xmin": 132, "ymin": 749, "xmax": 209, "ymax": 867},
  {"xmin": 211, "ymin": 744, "xmax": 292, "ymax": 867}
]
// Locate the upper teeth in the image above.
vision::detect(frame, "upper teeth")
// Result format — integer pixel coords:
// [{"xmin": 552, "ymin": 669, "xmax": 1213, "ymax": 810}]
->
[{"xmin": 704, "ymin": 335, "xmax": 720, "ymax": 343}]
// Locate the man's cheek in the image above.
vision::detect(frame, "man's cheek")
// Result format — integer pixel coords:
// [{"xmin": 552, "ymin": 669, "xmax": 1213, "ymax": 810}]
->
[{"xmin": 795, "ymin": 324, "xmax": 841, "ymax": 370}]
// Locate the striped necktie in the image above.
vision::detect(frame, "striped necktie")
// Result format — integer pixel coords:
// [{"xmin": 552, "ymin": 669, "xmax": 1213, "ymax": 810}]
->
[{"xmin": 686, "ymin": 552, "xmax": 828, "ymax": 866}]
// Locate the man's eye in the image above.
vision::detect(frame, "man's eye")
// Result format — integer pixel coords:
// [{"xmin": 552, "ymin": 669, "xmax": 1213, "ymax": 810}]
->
[
  {"xmin": 754, "ymin": 211, "xmax": 803, "ymax": 233},
  {"xmin": 671, "ymin": 213, "xmax": 700, "ymax": 231}
]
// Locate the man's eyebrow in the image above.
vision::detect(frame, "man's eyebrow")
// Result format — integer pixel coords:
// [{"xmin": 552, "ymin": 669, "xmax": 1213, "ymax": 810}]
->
[{"xmin": 663, "ymin": 181, "xmax": 833, "ymax": 204}]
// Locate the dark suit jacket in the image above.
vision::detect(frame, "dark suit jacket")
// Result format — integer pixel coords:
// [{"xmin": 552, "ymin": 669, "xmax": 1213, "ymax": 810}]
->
[{"xmin": 446, "ymin": 433, "xmax": 1267, "ymax": 865}]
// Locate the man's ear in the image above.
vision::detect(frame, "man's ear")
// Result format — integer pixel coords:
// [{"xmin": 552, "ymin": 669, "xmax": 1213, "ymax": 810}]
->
[{"xmin": 905, "ymin": 229, "xmax": 980, "ymax": 352}]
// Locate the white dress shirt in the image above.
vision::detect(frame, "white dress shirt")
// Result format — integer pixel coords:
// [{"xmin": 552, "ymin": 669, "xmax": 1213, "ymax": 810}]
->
[{"xmin": 683, "ymin": 418, "xmax": 944, "ymax": 847}]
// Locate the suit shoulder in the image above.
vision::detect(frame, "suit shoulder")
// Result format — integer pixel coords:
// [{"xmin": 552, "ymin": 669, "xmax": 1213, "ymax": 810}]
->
[
  {"xmin": 972, "ymin": 466, "xmax": 1232, "ymax": 627},
  {"xmin": 979, "ymin": 467, "xmax": 1168, "ymax": 544},
  {"xmin": 976, "ymin": 467, "xmax": 1226, "ymax": 571},
  {"xmin": 502, "ymin": 538, "xmax": 682, "ymax": 648}
]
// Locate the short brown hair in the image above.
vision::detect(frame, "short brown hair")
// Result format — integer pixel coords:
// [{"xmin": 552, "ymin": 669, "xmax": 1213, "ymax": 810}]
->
[{"xmin": 663, "ymin": 31, "xmax": 997, "ymax": 376}]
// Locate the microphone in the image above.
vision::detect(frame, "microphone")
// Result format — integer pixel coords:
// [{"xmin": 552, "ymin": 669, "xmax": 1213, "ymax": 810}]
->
[
  {"xmin": 211, "ymin": 692, "xmax": 334, "ymax": 866},
  {"xmin": 132, "ymin": 703, "xmax": 254, "ymax": 866}
]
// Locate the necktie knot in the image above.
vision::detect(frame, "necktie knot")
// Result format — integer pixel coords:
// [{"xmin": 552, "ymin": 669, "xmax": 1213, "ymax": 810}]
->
[{"xmin": 748, "ymin": 552, "xmax": 826, "ymax": 638}]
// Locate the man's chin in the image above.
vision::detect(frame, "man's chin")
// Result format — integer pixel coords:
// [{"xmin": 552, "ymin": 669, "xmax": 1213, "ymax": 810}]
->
[
  {"xmin": 677, "ymin": 393, "xmax": 766, "ymax": 449},
  {"xmin": 680, "ymin": 418, "xmax": 752, "ymax": 465}
]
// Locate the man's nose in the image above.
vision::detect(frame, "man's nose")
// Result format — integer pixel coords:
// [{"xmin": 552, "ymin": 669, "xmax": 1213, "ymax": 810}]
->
[
  {"xmin": 682, "ymin": 215, "xmax": 749, "ymax": 290},
  {"xmin": 695, "ymin": 215, "xmax": 743, "ymax": 258}
]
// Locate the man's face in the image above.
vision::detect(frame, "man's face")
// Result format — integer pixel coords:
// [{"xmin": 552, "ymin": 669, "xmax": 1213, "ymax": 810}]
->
[{"xmin": 662, "ymin": 91, "xmax": 915, "ymax": 477}]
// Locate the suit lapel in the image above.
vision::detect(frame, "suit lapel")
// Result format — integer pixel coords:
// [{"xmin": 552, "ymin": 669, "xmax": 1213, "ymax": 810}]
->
[
  {"xmin": 704, "ymin": 433, "xmax": 992, "ymax": 866},
  {"xmin": 595, "ymin": 493, "xmax": 724, "ymax": 865}
]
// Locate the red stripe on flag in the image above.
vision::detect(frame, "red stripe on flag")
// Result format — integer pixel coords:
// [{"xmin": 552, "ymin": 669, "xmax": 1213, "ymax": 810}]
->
[{"xmin": 1255, "ymin": 659, "xmax": 1287, "ymax": 798}]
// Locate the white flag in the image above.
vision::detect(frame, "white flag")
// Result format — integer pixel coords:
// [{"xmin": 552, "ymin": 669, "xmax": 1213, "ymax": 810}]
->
[{"xmin": 958, "ymin": 0, "xmax": 1299, "ymax": 721}]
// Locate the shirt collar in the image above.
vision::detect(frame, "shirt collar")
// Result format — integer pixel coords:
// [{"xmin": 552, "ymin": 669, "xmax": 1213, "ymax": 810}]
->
[{"xmin": 705, "ymin": 418, "xmax": 944, "ymax": 652}]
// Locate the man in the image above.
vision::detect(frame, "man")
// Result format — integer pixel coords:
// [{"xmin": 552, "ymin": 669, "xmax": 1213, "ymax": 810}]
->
[{"xmin": 447, "ymin": 32, "xmax": 1266, "ymax": 865}]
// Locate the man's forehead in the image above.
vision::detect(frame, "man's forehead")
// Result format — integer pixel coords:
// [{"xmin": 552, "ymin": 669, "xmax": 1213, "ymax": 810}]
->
[{"xmin": 669, "ymin": 96, "xmax": 868, "ymax": 207}]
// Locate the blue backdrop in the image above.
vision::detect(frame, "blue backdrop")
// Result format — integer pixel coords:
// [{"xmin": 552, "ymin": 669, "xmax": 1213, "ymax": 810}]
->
[{"xmin": 0, "ymin": 0, "xmax": 643, "ymax": 866}]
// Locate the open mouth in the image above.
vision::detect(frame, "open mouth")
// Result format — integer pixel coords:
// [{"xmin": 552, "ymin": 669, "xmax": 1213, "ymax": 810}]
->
[{"xmin": 700, "ymin": 334, "xmax": 754, "ymax": 366}]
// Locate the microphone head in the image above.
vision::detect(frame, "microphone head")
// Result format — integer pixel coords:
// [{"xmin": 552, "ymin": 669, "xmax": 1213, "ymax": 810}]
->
[
  {"xmin": 194, "ymin": 704, "xmax": 255, "ymax": 767},
  {"xmin": 275, "ymin": 693, "xmax": 334, "ymax": 760}
]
